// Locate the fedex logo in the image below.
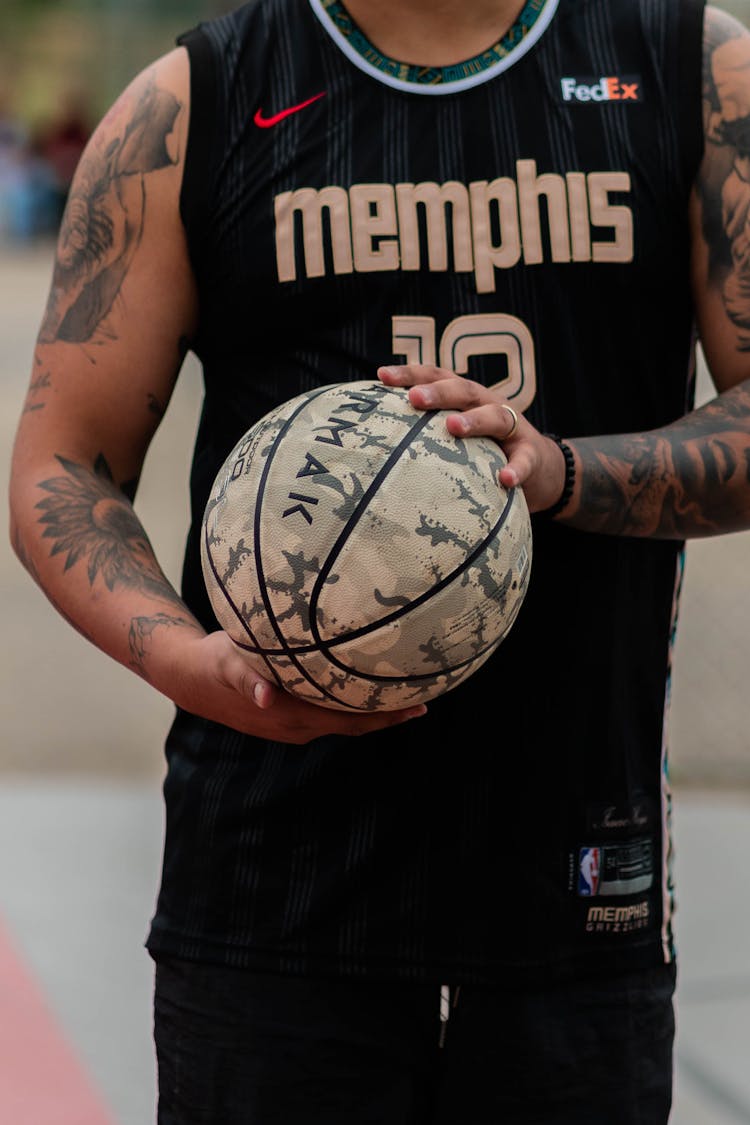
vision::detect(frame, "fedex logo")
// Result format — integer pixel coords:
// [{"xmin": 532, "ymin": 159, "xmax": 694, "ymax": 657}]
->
[{"xmin": 561, "ymin": 75, "xmax": 642, "ymax": 103}]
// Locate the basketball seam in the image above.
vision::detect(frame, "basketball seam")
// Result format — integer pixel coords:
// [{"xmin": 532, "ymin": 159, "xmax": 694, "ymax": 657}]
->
[
  {"xmin": 253, "ymin": 384, "xmax": 384, "ymax": 709},
  {"xmin": 203, "ymin": 386, "xmax": 339, "ymax": 695}
]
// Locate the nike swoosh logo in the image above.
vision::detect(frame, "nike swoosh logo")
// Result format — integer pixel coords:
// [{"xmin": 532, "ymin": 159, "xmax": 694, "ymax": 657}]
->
[{"xmin": 253, "ymin": 92, "xmax": 326, "ymax": 128}]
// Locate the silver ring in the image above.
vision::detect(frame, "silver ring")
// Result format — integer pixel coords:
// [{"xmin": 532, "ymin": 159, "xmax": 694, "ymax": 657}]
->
[{"xmin": 501, "ymin": 404, "xmax": 519, "ymax": 439}]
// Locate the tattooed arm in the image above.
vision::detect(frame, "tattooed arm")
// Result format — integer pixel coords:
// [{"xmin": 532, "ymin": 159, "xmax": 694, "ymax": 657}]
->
[
  {"xmin": 9, "ymin": 49, "xmax": 215, "ymax": 704},
  {"xmin": 9, "ymin": 50, "xmax": 421, "ymax": 745},
  {"xmin": 380, "ymin": 6, "xmax": 750, "ymax": 539},
  {"xmin": 554, "ymin": 5, "xmax": 750, "ymax": 538}
]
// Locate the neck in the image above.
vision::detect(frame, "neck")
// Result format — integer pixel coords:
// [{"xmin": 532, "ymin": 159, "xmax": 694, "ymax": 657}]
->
[{"xmin": 342, "ymin": 0, "xmax": 528, "ymax": 67}]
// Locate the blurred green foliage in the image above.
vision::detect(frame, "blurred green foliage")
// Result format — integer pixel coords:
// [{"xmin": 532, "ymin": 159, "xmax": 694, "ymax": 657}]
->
[{"xmin": 1, "ymin": 0, "xmax": 233, "ymax": 128}]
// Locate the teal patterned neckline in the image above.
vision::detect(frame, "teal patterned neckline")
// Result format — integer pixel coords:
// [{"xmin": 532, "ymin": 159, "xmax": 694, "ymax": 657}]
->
[{"xmin": 319, "ymin": 0, "xmax": 550, "ymax": 85}]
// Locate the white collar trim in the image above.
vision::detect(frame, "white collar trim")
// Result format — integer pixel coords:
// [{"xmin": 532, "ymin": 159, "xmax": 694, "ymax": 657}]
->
[{"xmin": 308, "ymin": 0, "xmax": 560, "ymax": 95}]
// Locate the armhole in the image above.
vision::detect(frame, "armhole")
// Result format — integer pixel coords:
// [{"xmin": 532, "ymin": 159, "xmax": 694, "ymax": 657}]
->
[
  {"xmin": 177, "ymin": 27, "xmax": 218, "ymax": 274},
  {"xmin": 676, "ymin": 0, "xmax": 706, "ymax": 190}
]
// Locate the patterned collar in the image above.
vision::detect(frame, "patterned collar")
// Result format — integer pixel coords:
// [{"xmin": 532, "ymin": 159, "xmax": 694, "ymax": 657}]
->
[{"xmin": 309, "ymin": 0, "xmax": 560, "ymax": 94}]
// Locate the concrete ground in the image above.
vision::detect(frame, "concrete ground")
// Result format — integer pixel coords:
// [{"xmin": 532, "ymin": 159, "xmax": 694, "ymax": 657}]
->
[{"xmin": 1, "ymin": 243, "xmax": 750, "ymax": 1123}]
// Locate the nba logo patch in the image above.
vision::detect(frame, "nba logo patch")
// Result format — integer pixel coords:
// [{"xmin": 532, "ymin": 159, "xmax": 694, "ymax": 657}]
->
[{"xmin": 578, "ymin": 847, "xmax": 601, "ymax": 896}]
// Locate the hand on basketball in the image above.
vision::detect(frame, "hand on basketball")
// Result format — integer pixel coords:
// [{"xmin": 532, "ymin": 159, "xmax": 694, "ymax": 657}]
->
[
  {"xmin": 173, "ymin": 631, "xmax": 427, "ymax": 745},
  {"xmin": 378, "ymin": 364, "xmax": 567, "ymax": 514}
]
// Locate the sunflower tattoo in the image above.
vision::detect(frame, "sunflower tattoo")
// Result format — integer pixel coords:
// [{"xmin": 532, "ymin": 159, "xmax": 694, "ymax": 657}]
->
[{"xmin": 36, "ymin": 453, "xmax": 183, "ymax": 606}]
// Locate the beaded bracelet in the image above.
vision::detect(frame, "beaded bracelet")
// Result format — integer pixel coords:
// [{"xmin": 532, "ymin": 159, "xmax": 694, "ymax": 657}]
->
[{"xmin": 540, "ymin": 434, "xmax": 575, "ymax": 518}]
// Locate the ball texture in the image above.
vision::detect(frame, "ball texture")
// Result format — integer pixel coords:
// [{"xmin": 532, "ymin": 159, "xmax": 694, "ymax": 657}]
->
[{"xmin": 201, "ymin": 380, "xmax": 532, "ymax": 711}]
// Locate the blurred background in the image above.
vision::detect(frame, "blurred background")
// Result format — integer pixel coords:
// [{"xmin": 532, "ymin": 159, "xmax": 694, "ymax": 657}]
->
[
  {"xmin": 0, "ymin": 0, "xmax": 235, "ymax": 243},
  {"xmin": 1, "ymin": 2, "xmax": 750, "ymax": 1123}
]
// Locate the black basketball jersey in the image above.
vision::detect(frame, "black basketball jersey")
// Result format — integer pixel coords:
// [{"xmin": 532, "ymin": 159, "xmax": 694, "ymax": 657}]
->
[{"xmin": 147, "ymin": 0, "xmax": 705, "ymax": 985}]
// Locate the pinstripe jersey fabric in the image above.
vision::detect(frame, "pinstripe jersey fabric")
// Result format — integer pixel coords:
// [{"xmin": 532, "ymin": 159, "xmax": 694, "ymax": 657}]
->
[{"xmin": 147, "ymin": 0, "xmax": 705, "ymax": 985}]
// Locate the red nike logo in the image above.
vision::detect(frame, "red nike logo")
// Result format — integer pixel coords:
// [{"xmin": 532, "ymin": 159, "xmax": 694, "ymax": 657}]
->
[{"xmin": 253, "ymin": 92, "xmax": 326, "ymax": 128}]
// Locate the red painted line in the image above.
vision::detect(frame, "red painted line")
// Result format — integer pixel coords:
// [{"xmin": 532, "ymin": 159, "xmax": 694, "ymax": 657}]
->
[{"xmin": 0, "ymin": 917, "xmax": 116, "ymax": 1124}]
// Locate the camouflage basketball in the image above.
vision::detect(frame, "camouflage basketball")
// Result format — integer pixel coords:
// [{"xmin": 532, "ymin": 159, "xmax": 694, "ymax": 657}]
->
[{"xmin": 200, "ymin": 380, "xmax": 532, "ymax": 711}]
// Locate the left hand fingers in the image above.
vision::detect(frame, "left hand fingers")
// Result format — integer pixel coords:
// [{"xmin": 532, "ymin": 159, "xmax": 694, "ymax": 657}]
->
[
  {"xmin": 379, "ymin": 364, "xmax": 501, "ymax": 417},
  {"xmin": 378, "ymin": 363, "xmax": 461, "ymax": 389},
  {"xmin": 378, "ymin": 363, "xmax": 461, "ymax": 409},
  {"xmin": 380, "ymin": 364, "xmax": 526, "ymax": 449},
  {"xmin": 447, "ymin": 404, "xmax": 538, "ymax": 491},
  {"xmin": 379, "ymin": 365, "xmax": 566, "ymax": 510},
  {"xmin": 444, "ymin": 400, "xmax": 522, "ymax": 443}
]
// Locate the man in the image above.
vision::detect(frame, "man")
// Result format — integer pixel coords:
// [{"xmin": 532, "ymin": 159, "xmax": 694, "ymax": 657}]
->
[{"xmin": 9, "ymin": 0, "xmax": 750, "ymax": 1121}]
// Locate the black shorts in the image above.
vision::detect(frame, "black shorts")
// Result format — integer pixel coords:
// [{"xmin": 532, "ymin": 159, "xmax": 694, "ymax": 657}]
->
[{"xmin": 153, "ymin": 957, "xmax": 676, "ymax": 1125}]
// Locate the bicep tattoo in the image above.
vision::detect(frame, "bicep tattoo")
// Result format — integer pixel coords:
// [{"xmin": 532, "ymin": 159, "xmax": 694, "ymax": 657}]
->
[
  {"xmin": 39, "ymin": 77, "xmax": 183, "ymax": 346},
  {"xmin": 22, "ymin": 359, "xmax": 52, "ymax": 414},
  {"xmin": 699, "ymin": 8, "xmax": 750, "ymax": 350}
]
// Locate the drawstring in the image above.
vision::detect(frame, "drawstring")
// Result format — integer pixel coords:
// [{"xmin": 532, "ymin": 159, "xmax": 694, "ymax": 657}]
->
[{"xmin": 438, "ymin": 984, "xmax": 462, "ymax": 1048}]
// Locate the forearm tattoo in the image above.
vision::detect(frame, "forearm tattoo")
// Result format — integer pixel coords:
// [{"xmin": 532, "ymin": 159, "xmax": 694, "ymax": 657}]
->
[
  {"xmin": 569, "ymin": 380, "xmax": 750, "ymax": 537},
  {"xmin": 129, "ymin": 613, "xmax": 197, "ymax": 679},
  {"xmin": 39, "ymin": 77, "xmax": 182, "ymax": 346}
]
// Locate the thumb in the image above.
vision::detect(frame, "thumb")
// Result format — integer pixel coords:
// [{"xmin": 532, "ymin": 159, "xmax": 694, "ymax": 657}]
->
[
  {"xmin": 499, "ymin": 442, "xmax": 535, "ymax": 490},
  {"xmin": 221, "ymin": 648, "xmax": 277, "ymax": 709}
]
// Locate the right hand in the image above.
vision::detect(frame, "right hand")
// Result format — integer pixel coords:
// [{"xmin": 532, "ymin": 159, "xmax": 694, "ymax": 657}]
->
[{"xmin": 167, "ymin": 631, "xmax": 427, "ymax": 745}]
